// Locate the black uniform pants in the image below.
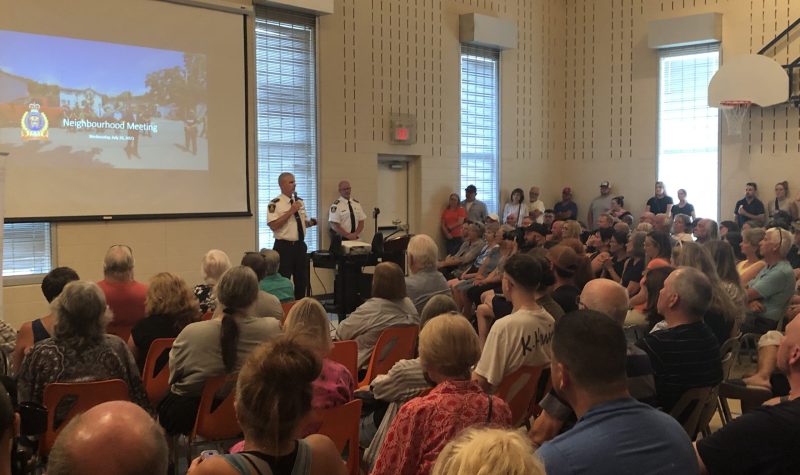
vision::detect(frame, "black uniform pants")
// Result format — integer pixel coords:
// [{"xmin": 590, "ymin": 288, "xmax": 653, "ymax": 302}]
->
[{"xmin": 274, "ymin": 239, "xmax": 308, "ymax": 300}]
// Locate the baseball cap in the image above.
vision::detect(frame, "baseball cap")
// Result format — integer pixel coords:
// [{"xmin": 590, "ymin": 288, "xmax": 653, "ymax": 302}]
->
[
  {"xmin": 548, "ymin": 245, "xmax": 579, "ymax": 274},
  {"xmin": 562, "ymin": 187, "xmax": 572, "ymax": 194},
  {"xmin": 600, "ymin": 181, "xmax": 610, "ymax": 187},
  {"xmin": 525, "ymin": 223, "xmax": 549, "ymax": 236},
  {"xmin": 486, "ymin": 213, "xmax": 500, "ymax": 222},
  {"xmin": 465, "ymin": 184, "xmax": 477, "ymax": 192}
]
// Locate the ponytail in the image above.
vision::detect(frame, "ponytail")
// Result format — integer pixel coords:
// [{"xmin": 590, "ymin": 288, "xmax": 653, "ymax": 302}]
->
[{"xmin": 220, "ymin": 308, "xmax": 241, "ymax": 372}]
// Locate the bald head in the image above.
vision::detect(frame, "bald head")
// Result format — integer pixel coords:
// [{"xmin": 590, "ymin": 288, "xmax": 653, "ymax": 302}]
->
[
  {"xmin": 580, "ymin": 279, "xmax": 630, "ymax": 325},
  {"xmin": 338, "ymin": 180, "xmax": 352, "ymax": 200},
  {"xmin": 47, "ymin": 401, "xmax": 167, "ymax": 475},
  {"xmin": 103, "ymin": 245, "xmax": 134, "ymax": 281}
]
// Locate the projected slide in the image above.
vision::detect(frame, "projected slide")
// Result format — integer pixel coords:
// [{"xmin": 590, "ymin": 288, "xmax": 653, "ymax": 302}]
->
[{"xmin": 0, "ymin": 31, "xmax": 208, "ymax": 170}]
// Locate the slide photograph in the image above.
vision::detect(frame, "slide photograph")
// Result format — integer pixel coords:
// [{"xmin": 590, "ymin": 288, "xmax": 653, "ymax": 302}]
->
[{"xmin": 0, "ymin": 30, "xmax": 209, "ymax": 171}]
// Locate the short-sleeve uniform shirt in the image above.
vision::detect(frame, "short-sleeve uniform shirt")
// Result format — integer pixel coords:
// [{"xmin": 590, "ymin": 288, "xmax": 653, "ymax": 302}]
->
[
  {"xmin": 267, "ymin": 193, "xmax": 307, "ymax": 241},
  {"xmin": 328, "ymin": 196, "xmax": 366, "ymax": 233}
]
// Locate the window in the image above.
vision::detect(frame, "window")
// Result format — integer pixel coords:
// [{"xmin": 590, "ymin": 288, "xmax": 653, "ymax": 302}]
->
[
  {"xmin": 657, "ymin": 44, "xmax": 720, "ymax": 221},
  {"xmin": 254, "ymin": 8, "xmax": 318, "ymax": 251},
  {"xmin": 3, "ymin": 223, "xmax": 52, "ymax": 278},
  {"xmin": 460, "ymin": 45, "xmax": 500, "ymax": 214}
]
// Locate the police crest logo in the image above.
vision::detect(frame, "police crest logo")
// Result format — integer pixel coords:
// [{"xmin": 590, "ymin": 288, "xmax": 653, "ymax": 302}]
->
[
  {"xmin": 20, "ymin": 102, "xmax": 49, "ymax": 141},
  {"xmin": 268, "ymin": 203, "xmax": 276, "ymax": 213}
]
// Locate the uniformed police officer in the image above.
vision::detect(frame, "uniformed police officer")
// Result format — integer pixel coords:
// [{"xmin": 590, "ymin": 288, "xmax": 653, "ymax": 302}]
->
[
  {"xmin": 268, "ymin": 172, "xmax": 317, "ymax": 300},
  {"xmin": 329, "ymin": 180, "xmax": 366, "ymax": 241}
]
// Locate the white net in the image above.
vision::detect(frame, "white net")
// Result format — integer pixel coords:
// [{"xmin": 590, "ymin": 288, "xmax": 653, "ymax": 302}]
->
[{"xmin": 720, "ymin": 101, "xmax": 751, "ymax": 136}]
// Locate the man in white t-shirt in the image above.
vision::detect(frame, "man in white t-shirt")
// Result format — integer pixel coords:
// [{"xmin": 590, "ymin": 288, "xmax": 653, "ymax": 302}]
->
[
  {"xmin": 473, "ymin": 253, "xmax": 555, "ymax": 391},
  {"xmin": 588, "ymin": 181, "xmax": 613, "ymax": 230},
  {"xmin": 529, "ymin": 186, "xmax": 546, "ymax": 224}
]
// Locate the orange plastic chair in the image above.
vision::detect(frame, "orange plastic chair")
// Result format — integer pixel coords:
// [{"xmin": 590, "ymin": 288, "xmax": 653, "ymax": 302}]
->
[
  {"xmin": 41, "ymin": 379, "xmax": 130, "ymax": 455},
  {"xmin": 141, "ymin": 338, "xmax": 175, "ymax": 407},
  {"xmin": 281, "ymin": 301, "xmax": 296, "ymax": 322},
  {"xmin": 314, "ymin": 399, "xmax": 362, "ymax": 475},
  {"xmin": 495, "ymin": 364, "xmax": 548, "ymax": 427},
  {"xmin": 358, "ymin": 326, "xmax": 419, "ymax": 388},
  {"xmin": 180, "ymin": 374, "xmax": 241, "ymax": 465},
  {"xmin": 200, "ymin": 311, "xmax": 213, "ymax": 321},
  {"xmin": 329, "ymin": 340, "xmax": 358, "ymax": 380}
]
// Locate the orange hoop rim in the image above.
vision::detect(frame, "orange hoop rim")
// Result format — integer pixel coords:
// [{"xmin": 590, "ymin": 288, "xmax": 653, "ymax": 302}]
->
[{"xmin": 719, "ymin": 100, "xmax": 753, "ymax": 107}]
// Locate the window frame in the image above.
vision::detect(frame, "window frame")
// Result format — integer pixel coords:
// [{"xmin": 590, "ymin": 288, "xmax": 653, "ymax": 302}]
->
[{"xmin": 2, "ymin": 222, "xmax": 56, "ymax": 286}]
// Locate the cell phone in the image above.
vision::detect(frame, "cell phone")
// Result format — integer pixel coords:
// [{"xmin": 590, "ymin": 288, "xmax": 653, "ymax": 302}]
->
[{"xmin": 200, "ymin": 450, "xmax": 219, "ymax": 461}]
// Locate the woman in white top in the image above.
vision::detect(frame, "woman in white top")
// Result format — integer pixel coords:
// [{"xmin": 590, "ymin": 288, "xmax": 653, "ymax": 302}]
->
[{"xmin": 502, "ymin": 188, "xmax": 528, "ymax": 228}]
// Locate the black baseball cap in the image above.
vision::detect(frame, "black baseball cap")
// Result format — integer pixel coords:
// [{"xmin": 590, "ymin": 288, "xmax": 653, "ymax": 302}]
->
[
  {"xmin": 525, "ymin": 223, "xmax": 550, "ymax": 236},
  {"xmin": 465, "ymin": 185, "xmax": 477, "ymax": 192}
]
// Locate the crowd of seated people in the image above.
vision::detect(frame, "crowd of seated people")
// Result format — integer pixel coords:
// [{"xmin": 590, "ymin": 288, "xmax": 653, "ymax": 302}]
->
[{"xmin": 1, "ymin": 179, "xmax": 800, "ymax": 474}]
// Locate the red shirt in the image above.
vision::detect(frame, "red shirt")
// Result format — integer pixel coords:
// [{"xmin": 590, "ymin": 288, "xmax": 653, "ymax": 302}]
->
[
  {"xmin": 97, "ymin": 279, "xmax": 148, "ymax": 342},
  {"xmin": 371, "ymin": 379, "xmax": 511, "ymax": 475},
  {"xmin": 441, "ymin": 207, "xmax": 467, "ymax": 237}
]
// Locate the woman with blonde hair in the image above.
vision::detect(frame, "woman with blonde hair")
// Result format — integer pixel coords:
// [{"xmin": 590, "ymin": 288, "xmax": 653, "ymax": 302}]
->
[
  {"xmin": 560, "ymin": 220, "xmax": 582, "ymax": 240},
  {"xmin": 188, "ymin": 337, "xmax": 347, "ymax": 475},
  {"xmin": 129, "ymin": 272, "xmax": 201, "ymax": 369},
  {"xmin": 431, "ymin": 427, "xmax": 545, "ymax": 475},
  {"xmin": 768, "ymin": 180, "xmax": 798, "ymax": 220},
  {"xmin": 738, "ymin": 227, "xmax": 767, "ymax": 285}
]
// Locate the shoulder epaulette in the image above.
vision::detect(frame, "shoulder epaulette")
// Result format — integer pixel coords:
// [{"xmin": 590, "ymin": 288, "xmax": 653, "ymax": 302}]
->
[
  {"xmin": 352, "ymin": 198, "xmax": 359, "ymax": 203},
  {"xmin": 270, "ymin": 198, "xmax": 280, "ymax": 203},
  {"xmin": 333, "ymin": 199, "xmax": 340, "ymax": 204}
]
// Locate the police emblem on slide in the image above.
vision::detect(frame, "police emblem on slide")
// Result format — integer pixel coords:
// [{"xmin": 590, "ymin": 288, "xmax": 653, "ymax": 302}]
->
[{"xmin": 20, "ymin": 102, "xmax": 49, "ymax": 141}]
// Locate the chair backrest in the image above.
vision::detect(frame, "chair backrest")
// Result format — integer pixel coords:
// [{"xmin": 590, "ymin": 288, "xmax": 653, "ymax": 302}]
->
[
  {"xmin": 358, "ymin": 325, "xmax": 419, "ymax": 388},
  {"xmin": 191, "ymin": 374, "xmax": 240, "ymax": 441},
  {"xmin": 142, "ymin": 338, "xmax": 176, "ymax": 407},
  {"xmin": 330, "ymin": 340, "xmax": 358, "ymax": 381},
  {"xmin": 669, "ymin": 385, "xmax": 719, "ymax": 440},
  {"xmin": 495, "ymin": 364, "xmax": 548, "ymax": 427},
  {"xmin": 314, "ymin": 399, "xmax": 362, "ymax": 475},
  {"xmin": 719, "ymin": 338, "xmax": 739, "ymax": 381},
  {"xmin": 41, "ymin": 379, "xmax": 130, "ymax": 455},
  {"xmin": 281, "ymin": 301, "xmax": 296, "ymax": 322}
]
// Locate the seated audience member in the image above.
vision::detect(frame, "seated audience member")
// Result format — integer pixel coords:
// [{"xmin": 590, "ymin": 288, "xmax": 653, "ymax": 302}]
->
[
  {"xmin": 548, "ymin": 246, "xmax": 580, "ymax": 313},
  {"xmin": 453, "ymin": 230, "xmax": 515, "ymax": 318},
  {"xmin": 537, "ymin": 310, "xmax": 697, "ymax": 475},
  {"xmin": 128, "ymin": 272, "xmax": 201, "ymax": 370},
  {"xmin": 639, "ymin": 211, "xmax": 656, "ymax": 226},
  {"xmin": 543, "ymin": 209, "xmax": 556, "ymax": 229},
  {"xmin": 96, "ymin": 244, "xmax": 148, "ymax": 341},
  {"xmin": 693, "ymin": 218, "xmax": 719, "ymax": 244},
  {"xmin": 448, "ymin": 223, "xmax": 502, "ymax": 292},
  {"xmin": 473, "ymin": 254, "xmax": 556, "ymax": 392},
  {"xmin": 47, "ymin": 401, "xmax": 167, "ymax": 475},
  {"xmin": 788, "ymin": 222, "xmax": 800, "ymax": 270},
  {"xmin": 672, "ymin": 213, "xmax": 694, "ymax": 243},
  {"xmin": 743, "ymin": 227, "xmax": 796, "ymax": 334},
  {"xmin": 441, "ymin": 193, "xmax": 467, "ymax": 256},
  {"xmin": 431, "ymin": 427, "xmax": 545, "ymax": 475},
  {"xmin": 644, "ymin": 230, "xmax": 672, "ymax": 269},
  {"xmin": 519, "ymin": 222, "xmax": 548, "ymax": 251},
  {"xmin": 635, "ymin": 222, "xmax": 653, "ymax": 233},
  {"xmin": 547, "ymin": 219, "xmax": 564, "ymax": 244},
  {"xmin": 258, "ymin": 249, "xmax": 294, "ymax": 303},
  {"xmin": 694, "ymin": 315, "xmax": 800, "ymax": 475},
  {"xmin": 12, "ymin": 266, "xmax": 79, "ymax": 372},
  {"xmin": 241, "ymin": 251, "xmax": 283, "ymax": 319},
  {"xmin": 194, "ymin": 249, "xmax": 231, "ymax": 314},
  {"xmin": 609, "ymin": 196, "xmax": 633, "ymax": 225},
  {"xmin": 17, "ymin": 281, "xmax": 149, "ymax": 409},
  {"xmin": 719, "ymin": 220, "xmax": 740, "ymax": 237},
  {"xmin": 0, "ymin": 387, "xmax": 14, "ymax": 475},
  {"xmin": 361, "ymin": 296, "xmax": 457, "ymax": 470},
  {"xmin": 406, "ymin": 234, "xmax": 450, "ymax": 314},
  {"xmin": 372, "ymin": 315, "xmax": 511, "ymax": 475},
  {"xmin": 336, "ymin": 262, "xmax": 418, "ymax": 369},
  {"xmin": 437, "ymin": 223, "xmax": 485, "ymax": 279},
  {"xmin": 558, "ymin": 238, "xmax": 594, "ymax": 290},
  {"xmin": 724, "ymin": 230, "xmax": 745, "ymax": 261},
  {"xmin": 188, "ymin": 337, "xmax": 347, "ymax": 475},
  {"xmin": 738, "ymin": 227, "xmax": 767, "ymax": 284},
  {"xmin": 613, "ymin": 220, "xmax": 631, "ymax": 236},
  {"xmin": 653, "ymin": 213, "xmax": 672, "ymax": 233},
  {"xmin": 621, "ymin": 231, "xmax": 646, "ymax": 297},
  {"xmin": 626, "ymin": 265, "xmax": 674, "ymax": 329},
  {"xmin": 741, "ymin": 330, "xmax": 785, "ymax": 390},
  {"xmin": 158, "ymin": 266, "xmax": 282, "ymax": 435},
  {"xmin": 530, "ymin": 281, "xmax": 657, "ymax": 448},
  {"xmin": 560, "ymin": 220, "xmax": 582, "ymax": 240},
  {"xmin": 635, "ymin": 267, "xmax": 723, "ymax": 413},
  {"xmin": 705, "ymin": 240, "xmax": 747, "ymax": 308},
  {"xmin": 673, "ymin": 242, "xmax": 742, "ymax": 344},
  {"xmin": 672, "ymin": 188, "xmax": 695, "ymax": 219},
  {"xmin": 486, "ymin": 213, "xmax": 501, "ymax": 225},
  {"xmin": 598, "ymin": 230, "xmax": 628, "ymax": 282}
]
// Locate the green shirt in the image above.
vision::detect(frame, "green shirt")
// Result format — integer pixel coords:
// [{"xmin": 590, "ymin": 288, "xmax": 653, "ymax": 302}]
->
[{"xmin": 259, "ymin": 274, "xmax": 295, "ymax": 302}]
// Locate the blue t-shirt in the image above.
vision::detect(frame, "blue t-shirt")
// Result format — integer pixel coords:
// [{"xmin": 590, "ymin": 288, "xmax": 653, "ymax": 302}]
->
[
  {"xmin": 749, "ymin": 260, "xmax": 796, "ymax": 322},
  {"xmin": 538, "ymin": 398, "xmax": 697, "ymax": 475}
]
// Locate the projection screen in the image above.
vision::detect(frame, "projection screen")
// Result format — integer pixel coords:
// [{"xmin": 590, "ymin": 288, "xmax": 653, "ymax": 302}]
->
[{"xmin": 0, "ymin": 0, "xmax": 250, "ymax": 220}]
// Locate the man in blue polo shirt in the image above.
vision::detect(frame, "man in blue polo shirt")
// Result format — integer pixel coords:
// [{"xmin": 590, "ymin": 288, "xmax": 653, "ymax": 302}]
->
[
  {"xmin": 734, "ymin": 182, "xmax": 766, "ymax": 228},
  {"xmin": 744, "ymin": 226, "xmax": 796, "ymax": 334},
  {"xmin": 537, "ymin": 310, "xmax": 696, "ymax": 475}
]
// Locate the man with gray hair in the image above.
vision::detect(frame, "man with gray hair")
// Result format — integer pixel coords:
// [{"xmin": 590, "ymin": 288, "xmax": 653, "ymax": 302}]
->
[
  {"xmin": 405, "ymin": 234, "xmax": 449, "ymax": 314},
  {"xmin": 636, "ymin": 267, "xmax": 722, "ymax": 413},
  {"xmin": 529, "ymin": 278, "xmax": 656, "ymax": 447},
  {"xmin": 47, "ymin": 401, "xmax": 168, "ymax": 475},
  {"xmin": 97, "ymin": 244, "xmax": 147, "ymax": 341},
  {"xmin": 257, "ymin": 248, "xmax": 294, "ymax": 303},
  {"xmin": 437, "ymin": 222, "xmax": 485, "ymax": 279},
  {"xmin": 693, "ymin": 218, "xmax": 719, "ymax": 243},
  {"xmin": 743, "ymin": 226, "xmax": 796, "ymax": 334}
]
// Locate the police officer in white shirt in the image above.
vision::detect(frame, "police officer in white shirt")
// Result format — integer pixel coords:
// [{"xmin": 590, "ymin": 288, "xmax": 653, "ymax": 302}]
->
[
  {"xmin": 329, "ymin": 180, "xmax": 367, "ymax": 241},
  {"xmin": 268, "ymin": 172, "xmax": 317, "ymax": 300}
]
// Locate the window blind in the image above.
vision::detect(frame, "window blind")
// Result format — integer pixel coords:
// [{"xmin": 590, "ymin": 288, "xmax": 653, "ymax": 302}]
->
[
  {"xmin": 460, "ymin": 45, "xmax": 500, "ymax": 214},
  {"xmin": 657, "ymin": 43, "xmax": 720, "ymax": 220},
  {"xmin": 3, "ymin": 223, "xmax": 52, "ymax": 277},
  {"xmin": 254, "ymin": 7, "xmax": 318, "ymax": 251}
]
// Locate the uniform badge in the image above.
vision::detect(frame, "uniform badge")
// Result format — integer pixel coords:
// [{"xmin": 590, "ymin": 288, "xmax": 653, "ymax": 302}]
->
[
  {"xmin": 331, "ymin": 206, "xmax": 337, "ymax": 213},
  {"xmin": 268, "ymin": 203, "xmax": 276, "ymax": 212},
  {"xmin": 20, "ymin": 102, "xmax": 49, "ymax": 141}
]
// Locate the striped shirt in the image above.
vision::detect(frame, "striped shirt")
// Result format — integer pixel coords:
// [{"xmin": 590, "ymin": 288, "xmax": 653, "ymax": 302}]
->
[{"xmin": 635, "ymin": 321, "xmax": 722, "ymax": 413}]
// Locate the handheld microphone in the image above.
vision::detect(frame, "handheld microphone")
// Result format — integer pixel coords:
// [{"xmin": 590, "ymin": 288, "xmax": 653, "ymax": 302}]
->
[{"xmin": 293, "ymin": 192, "xmax": 301, "ymax": 201}]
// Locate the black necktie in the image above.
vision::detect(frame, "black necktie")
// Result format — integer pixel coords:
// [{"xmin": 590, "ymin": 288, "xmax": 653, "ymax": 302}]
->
[
  {"xmin": 348, "ymin": 200, "xmax": 356, "ymax": 233},
  {"xmin": 290, "ymin": 198, "xmax": 304, "ymax": 241}
]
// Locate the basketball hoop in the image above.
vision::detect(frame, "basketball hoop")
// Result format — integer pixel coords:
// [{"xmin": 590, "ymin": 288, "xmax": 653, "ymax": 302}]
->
[{"xmin": 719, "ymin": 100, "xmax": 752, "ymax": 136}]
